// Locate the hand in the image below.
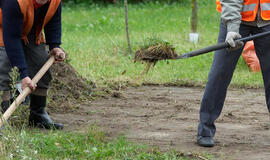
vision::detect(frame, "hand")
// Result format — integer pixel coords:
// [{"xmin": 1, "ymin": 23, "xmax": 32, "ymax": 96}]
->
[
  {"xmin": 226, "ymin": 32, "xmax": 244, "ymax": 51},
  {"xmin": 50, "ymin": 48, "xmax": 66, "ymax": 62},
  {"xmin": 21, "ymin": 77, "xmax": 37, "ymax": 91}
]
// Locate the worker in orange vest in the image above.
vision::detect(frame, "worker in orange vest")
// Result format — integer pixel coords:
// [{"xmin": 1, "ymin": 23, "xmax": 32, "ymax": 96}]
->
[
  {"xmin": 217, "ymin": 0, "xmax": 261, "ymax": 72},
  {"xmin": 0, "ymin": 0, "xmax": 65, "ymax": 130},
  {"xmin": 197, "ymin": 0, "xmax": 270, "ymax": 147}
]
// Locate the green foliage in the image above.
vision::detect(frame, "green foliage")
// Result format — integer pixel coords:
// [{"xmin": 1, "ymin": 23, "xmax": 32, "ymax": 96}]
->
[
  {"xmin": 0, "ymin": 126, "xmax": 203, "ymax": 159},
  {"xmin": 62, "ymin": 0, "xmax": 115, "ymax": 5},
  {"xmin": 140, "ymin": 37, "xmax": 172, "ymax": 50},
  {"xmin": 8, "ymin": 67, "xmax": 20, "ymax": 96},
  {"xmin": 62, "ymin": 2, "xmax": 263, "ymax": 88},
  {"xmin": 62, "ymin": 0, "xmax": 212, "ymax": 5}
]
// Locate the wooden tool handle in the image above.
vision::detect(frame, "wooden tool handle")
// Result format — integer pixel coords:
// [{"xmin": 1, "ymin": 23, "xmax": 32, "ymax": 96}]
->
[{"xmin": 0, "ymin": 56, "xmax": 55, "ymax": 128}]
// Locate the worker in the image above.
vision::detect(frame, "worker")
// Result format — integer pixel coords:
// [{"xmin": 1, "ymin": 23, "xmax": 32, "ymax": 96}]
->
[
  {"xmin": 0, "ymin": 0, "xmax": 65, "ymax": 130},
  {"xmin": 197, "ymin": 0, "xmax": 270, "ymax": 147}
]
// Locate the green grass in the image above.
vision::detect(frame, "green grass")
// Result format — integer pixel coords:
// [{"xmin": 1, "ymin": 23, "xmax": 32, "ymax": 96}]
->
[
  {"xmin": 61, "ymin": 2, "xmax": 263, "ymax": 88},
  {"xmin": 0, "ymin": 126, "xmax": 210, "ymax": 160}
]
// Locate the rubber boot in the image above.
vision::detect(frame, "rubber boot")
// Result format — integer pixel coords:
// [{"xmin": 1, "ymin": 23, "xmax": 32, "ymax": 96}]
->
[
  {"xmin": 29, "ymin": 95, "xmax": 63, "ymax": 130},
  {"xmin": 197, "ymin": 136, "xmax": 215, "ymax": 147},
  {"xmin": 1, "ymin": 100, "xmax": 10, "ymax": 114}
]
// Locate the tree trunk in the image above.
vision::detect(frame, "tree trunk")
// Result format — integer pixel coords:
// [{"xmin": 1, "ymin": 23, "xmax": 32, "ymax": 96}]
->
[
  {"xmin": 124, "ymin": 0, "xmax": 132, "ymax": 54},
  {"xmin": 191, "ymin": 0, "xmax": 198, "ymax": 33}
]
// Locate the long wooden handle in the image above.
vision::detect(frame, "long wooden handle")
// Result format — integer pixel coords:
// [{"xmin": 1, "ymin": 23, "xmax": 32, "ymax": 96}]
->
[{"xmin": 0, "ymin": 56, "xmax": 55, "ymax": 128}]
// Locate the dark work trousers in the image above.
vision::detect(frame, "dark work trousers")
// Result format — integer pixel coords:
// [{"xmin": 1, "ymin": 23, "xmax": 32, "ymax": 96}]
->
[
  {"xmin": 0, "ymin": 36, "xmax": 52, "ymax": 91},
  {"xmin": 197, "ymin": 21, "xmax": 270, "ymax": 138}
]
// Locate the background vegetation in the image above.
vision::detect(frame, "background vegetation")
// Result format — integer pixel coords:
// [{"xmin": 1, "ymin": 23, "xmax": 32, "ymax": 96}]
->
[
  {"xmin": 61, "ymin": 0, "xmax": 263, "ymax": 89},
  {"xmin": 62, "ymin": 0, "xmax": 191, "ymax": 5}
]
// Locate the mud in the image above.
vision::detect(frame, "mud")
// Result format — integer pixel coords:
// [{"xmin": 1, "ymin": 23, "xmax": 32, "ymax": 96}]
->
[
  {"xmin": 52, "ymin": 86, "xmax": 270, "ymax": 160},
  {"xmin": 48, "ymin": 62, "xmax": 95, "ymax": 113}
]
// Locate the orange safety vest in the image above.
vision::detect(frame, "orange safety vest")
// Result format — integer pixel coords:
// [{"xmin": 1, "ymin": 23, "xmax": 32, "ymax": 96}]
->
[
  {"xmin": 216, "ymin": 0, "xmax": 222, "ymax": 13},
  {"xmin": 0, "ymin": 0, "xmax": 61, "ymax": 47},
  {"xmin": 242, "ymin": 0, "xmax": 270, "ymax": 21},
  {"xmin": 216, "ymin": 0, "xmax": 270, "ymax": 21}
]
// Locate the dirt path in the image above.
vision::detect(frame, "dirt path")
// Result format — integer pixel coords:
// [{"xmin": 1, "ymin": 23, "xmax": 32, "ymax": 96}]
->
[{"xmin": 52, "ymin": 86, "xmax": 270, "ymax": 160}]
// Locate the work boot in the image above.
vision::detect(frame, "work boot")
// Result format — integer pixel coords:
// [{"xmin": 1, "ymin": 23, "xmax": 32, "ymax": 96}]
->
[
  {"xmin": 1, "ymin": 101, "xmax": 10, "ymax": 114},
  {"xmin": 29, "ymin": 95, "xmax": 63, "ymax": 130},
  {"xmin": 197, "ymin": 136, "xmax": 215, "ymax": 147}
]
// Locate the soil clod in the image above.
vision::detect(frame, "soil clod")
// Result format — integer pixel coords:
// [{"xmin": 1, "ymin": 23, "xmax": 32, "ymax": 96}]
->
[{"xmin": 48, "ymin": 62, "xmax": 95, "ymax": 113}]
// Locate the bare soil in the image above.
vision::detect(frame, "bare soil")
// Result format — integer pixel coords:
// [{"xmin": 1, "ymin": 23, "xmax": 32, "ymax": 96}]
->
[
  {"xmin": 48, "ymin": 62, "xmax": 95, "ymax": 113},
  {"xmin": 50, "ymin": 85, "xmax": 270, "ymax": 160}
]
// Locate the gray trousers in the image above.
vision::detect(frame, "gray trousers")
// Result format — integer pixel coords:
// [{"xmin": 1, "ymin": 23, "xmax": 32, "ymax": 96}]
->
[
  {"xmin": 197, "ymin": 21, "xmax": 270, "ymax": 137},
  {"xmin": 0, "ymin": 42, "xmax": 52, "ymax": 96}
]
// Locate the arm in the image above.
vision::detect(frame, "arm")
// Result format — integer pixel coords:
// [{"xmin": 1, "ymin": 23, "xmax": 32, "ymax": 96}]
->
[
  {"xmin": 44, "ymin": 2, "xmax": 62, "ymax": 51},
  {"xmin": 2, "ymin": 0, "xmax": 28, "ymax": 79},
  {"xmin": 220, "ymin": 0, "xmax": 243, "ymax": 33},
  {"xmin": 44, "ymin": 2, "xmax": 65, "ymax": 62}
]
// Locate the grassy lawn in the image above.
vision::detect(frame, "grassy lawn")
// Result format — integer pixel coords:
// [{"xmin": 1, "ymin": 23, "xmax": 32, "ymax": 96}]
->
[
  {"xmin": 0, "ymin": 126, "xmax": 214, "ymax": 160},
  {"xmin": 62, "ymin": 1, "xmax": 263, "ymax": 88}
]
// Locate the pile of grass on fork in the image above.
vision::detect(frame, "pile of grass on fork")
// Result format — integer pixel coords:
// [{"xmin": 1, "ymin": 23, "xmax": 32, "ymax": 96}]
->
[{"xmin": 134, "ymin": 38, "xmax": 178, "ymax": 74}]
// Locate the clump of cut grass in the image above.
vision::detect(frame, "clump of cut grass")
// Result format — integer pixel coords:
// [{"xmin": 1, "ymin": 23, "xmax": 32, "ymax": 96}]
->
[
  {"xmin": 135, "ymin": 38, "xmax": 178, "ymax": 63},
  {"xmin": 134, "ymin": 38, "xmax": 178, "ymax": 74}
]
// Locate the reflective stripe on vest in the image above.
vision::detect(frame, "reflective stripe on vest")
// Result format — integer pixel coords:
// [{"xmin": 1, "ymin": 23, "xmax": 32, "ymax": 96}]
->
[
  {"xmin": 261, "ymin": 2, "xmax": 270, "ymax": 20},
  {"xmin": 261, "ymin": 3, "xmax": 270, "ymax": 10},
  {"xmin": 241, "ymin": 0, "xmax": 270, "ymax": 21},
  {"xmin": 242, "ymin": 3, "xmax": 257, "ymax": 12},
  {"xmin": 216, "ymin": 0, "xmax": 270, "ymax": 21},
  {"xmin": 241, "ymin": 0, "xmax": 259, "ymax": 22}
]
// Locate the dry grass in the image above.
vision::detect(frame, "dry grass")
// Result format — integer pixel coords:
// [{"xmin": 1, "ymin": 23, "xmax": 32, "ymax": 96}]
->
[
  {"xmin": 134, "ymin": 38, "xmax": 178, "ymax": 74},
  {"xmin": 134, "ymin": 38, "xmax": 178, "ymax": 64}
]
